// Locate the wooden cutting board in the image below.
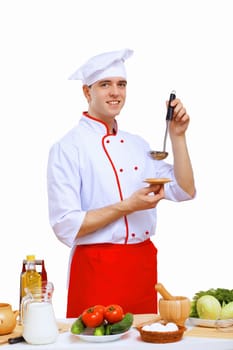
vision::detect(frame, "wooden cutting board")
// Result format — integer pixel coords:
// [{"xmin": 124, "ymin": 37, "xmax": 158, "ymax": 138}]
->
[
  {"xmin": 0, "ymin": 324, "xmax": 23, "ymax": 345},
  {"xmin": 185, "ymin": 326, "xmax": 233, "ymax": 339},
  {"xmin": 133, "ymin": 313, "xmax": 161, "ymax": 327},
  {"xmin": 0, "ymin": 322, "xmax": 71, "ymax": 345}
]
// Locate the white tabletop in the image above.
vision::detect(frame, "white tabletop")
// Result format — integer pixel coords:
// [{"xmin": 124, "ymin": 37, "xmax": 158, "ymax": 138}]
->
[{"xmin": 1, "ymin": 321, "xmax": 233, "ymax": 350}]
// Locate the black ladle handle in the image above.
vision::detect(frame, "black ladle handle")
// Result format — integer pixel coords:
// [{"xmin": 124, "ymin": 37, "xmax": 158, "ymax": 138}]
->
[
  {"xmin": 8, "ymin": 336, "xmax": 25, "ymax": 344},
  {"xmin": 166, "ymin": 91, "xmax": 176, "ymax": 121}
]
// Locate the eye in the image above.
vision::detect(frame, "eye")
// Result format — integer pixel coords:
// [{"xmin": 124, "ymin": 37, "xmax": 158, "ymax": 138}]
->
[
  {"xmin": 118, "ymin": 82, "xmax": 127, "ymax": 88},
  {"xmin": 100, "ymin": 82, "xmax": 110, "ymax": 88}
]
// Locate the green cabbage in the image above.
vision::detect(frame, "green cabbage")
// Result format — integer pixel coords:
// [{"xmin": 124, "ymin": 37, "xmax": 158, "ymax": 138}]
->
[
  {"xmin": 196, "ymin": 295, "xmax": 221, "ymax": 319},
  {"xmin": 220, "ymin": 301, "xmax": 233, "ymax": 319}
]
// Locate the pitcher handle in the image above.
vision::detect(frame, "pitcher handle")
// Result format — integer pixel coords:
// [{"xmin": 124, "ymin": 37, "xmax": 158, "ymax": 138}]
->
[{"xmin": 20, "ymin": 294, "xmax": 32, "ymax": 324}]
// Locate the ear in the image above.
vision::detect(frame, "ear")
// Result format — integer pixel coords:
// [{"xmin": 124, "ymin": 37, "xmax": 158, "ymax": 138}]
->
[{"xmin": 83, "ymin": 85, "xmax": 91, "ymax": 102}]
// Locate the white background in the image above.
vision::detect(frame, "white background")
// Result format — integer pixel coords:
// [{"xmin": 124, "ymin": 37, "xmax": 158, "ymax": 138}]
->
[{"xmin": 0, "ymin": 0, "xmax": 232, "ymax": 318}]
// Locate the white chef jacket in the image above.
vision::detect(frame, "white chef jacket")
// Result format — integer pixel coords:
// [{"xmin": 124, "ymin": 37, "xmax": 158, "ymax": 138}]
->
[{"xmin": 47, "ymin": 112, "xmax": 192, "ymax": 248}]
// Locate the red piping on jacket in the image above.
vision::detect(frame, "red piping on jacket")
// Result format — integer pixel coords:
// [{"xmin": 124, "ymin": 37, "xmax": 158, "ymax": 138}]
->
[{"xmin": 83, "ymin": 112, "xmax": 129, "ymax": 244}]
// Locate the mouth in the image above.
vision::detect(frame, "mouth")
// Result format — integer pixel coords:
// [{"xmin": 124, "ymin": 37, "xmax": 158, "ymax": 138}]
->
[{"xmin": 107, "ymin": 100, "xmax": 120, "ymax": 105}]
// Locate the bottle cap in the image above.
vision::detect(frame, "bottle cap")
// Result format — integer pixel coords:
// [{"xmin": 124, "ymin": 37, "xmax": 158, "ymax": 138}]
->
[{"xmin": 26, "ymin": 255, "xmax": 36, "ymax": 261}]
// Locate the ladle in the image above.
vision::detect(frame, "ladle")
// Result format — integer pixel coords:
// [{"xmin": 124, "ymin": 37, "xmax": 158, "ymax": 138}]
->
[
  {"xmin": 155, "ymin": 283, "xmax": 176, "ymax": 300},
  {"xmin": 150, "ymin": 91, "xmax": 176, "ymax": 160}
]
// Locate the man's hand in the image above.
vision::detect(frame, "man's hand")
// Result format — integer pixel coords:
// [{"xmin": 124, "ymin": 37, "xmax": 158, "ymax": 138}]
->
[
  {"xmin": 168, "ymin": 98, "xmax": 190, "ymax": 137},
  {"xmin": 122, "ymin": 184, "xmax": 165, "ymax": 213}
]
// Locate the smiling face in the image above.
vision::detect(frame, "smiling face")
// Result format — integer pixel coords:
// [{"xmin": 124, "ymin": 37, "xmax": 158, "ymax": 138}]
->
[{"xmin": 83, "ymin": 77, "xmax": 127, "ymax": 129}]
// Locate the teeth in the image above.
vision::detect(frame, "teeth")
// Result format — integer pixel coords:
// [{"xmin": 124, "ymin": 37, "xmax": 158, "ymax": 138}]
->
[{"xmin": 108, "ymin": 101, "xmax": 119, "ymax": 105}]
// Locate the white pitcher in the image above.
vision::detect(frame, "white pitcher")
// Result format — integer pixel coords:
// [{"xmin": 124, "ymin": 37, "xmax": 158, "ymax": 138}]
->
[{"xmin": 21, "ymin": 281, "xmax": 59, "ymax": 345}]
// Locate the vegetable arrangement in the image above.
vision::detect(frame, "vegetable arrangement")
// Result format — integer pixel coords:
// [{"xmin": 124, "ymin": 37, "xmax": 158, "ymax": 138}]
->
[
  {"xmin": 190, "ymin": 288, "xmax": 233, "ymax": 319},
  {"xmin": 71, "ymin": 304, "xmax": 133, "ymax": 336}
]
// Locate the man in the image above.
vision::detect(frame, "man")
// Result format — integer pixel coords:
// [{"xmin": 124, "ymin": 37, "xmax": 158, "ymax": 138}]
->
[{"xmin": 47, "ymin": 48, "xmax": 195, "ymax": 317}]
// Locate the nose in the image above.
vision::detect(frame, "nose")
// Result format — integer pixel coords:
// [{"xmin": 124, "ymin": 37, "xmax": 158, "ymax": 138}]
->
[{"xmin": 109, "ymin": 84, "xmax": 119, "ymax": 96}]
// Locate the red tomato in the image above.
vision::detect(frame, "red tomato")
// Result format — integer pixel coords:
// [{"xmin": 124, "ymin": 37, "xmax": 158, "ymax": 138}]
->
[
  {"xmin": 94, "ymin": 304, "xmax": 105, "ymax": 316},
  {"xmin": 104, "ymin": 304, "xmax": 124, "ymax": 323},
  {"xmin": 82, "ymin": 306, "xmax": 104, "ymax": 328}
]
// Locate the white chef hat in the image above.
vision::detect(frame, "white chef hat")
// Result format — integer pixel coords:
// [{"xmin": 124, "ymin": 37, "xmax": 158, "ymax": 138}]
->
[{"xmin": 69, "ymin": 48, "xmax": 133, "ymax": 85}]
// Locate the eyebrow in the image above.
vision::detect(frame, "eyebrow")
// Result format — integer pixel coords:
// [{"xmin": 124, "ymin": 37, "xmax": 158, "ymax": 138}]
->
[{"xmin": 98, "ymin": 79, "xmax": 127, "ymax": 84}]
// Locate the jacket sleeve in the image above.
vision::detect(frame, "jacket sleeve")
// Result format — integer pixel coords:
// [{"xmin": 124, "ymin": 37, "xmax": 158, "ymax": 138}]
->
[
  {"xmin": 47, "ymin": 141, "xmax": 86, "ymax": 247},
  {"xmin": 153, "ymin": 159, "xmax": 195, "ymax": 202}
]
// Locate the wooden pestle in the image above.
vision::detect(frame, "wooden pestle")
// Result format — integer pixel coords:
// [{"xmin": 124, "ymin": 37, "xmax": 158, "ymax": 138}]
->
[{"xmin": 155, "ymin": 283, "xmax": 176, "ymax": 300}]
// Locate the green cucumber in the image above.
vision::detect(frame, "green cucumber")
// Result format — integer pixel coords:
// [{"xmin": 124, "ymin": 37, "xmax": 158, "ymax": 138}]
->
[
  {"xmin": 70, "ymin": 316, "xmax": 86, "ymax": 334},
  {"xmin": 110, "ymin": 312, "xmax": 134, "ymax": 334},
  {"xmin": 105, "ymin": 323, "xmax": 112, "ymax": 335},
  {"xmin": 94, "ymin": 323, "xmax": 105, "ymax": 336}
]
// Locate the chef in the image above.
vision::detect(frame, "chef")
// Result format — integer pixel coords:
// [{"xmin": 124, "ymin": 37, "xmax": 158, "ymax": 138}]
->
[{"xmin": 47, "ymin": 48, "xmax": 195, "ymax": 317}]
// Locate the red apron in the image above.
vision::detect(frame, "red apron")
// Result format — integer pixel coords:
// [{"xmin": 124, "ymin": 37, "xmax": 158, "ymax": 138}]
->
[{"xmin": 66, "ymin": 239, "xmax": 158, "ymax": 317}]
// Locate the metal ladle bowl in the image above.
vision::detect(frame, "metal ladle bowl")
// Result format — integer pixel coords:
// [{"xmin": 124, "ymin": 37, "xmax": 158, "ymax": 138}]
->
[{"xmin": 150, "ymin": 91, "xmax": 176, "ymax": 160}]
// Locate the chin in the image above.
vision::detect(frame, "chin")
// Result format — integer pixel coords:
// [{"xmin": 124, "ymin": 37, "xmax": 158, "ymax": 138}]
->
[{"xmin": 109, "ymin": 107, "xmax": 122, "ymax": 116}]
